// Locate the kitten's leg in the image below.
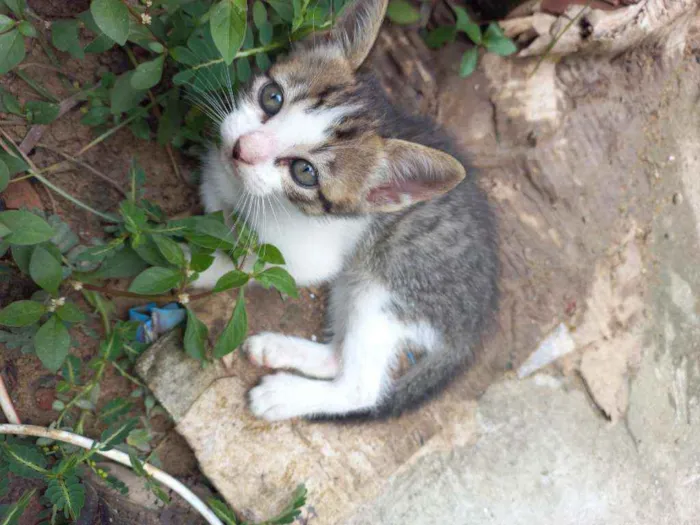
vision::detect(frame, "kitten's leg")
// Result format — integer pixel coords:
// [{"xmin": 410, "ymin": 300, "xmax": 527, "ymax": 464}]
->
[
  {"xmin": 249, "ymin": 284, "xmax": 399, "ymax": 420},
  {"xmin": 244, "ymin": 333, "xmax": 338, "ymax": 379}
]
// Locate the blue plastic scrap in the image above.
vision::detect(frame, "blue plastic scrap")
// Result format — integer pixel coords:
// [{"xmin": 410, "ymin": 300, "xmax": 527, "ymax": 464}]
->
[{"xmin": 128, "ymin": 302, "xmax": 186, "ymax": 343}]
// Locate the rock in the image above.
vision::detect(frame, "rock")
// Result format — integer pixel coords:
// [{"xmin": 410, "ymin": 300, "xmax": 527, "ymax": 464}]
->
[{"xmin": 1, "ymin": 180, "xmax": 42, "ymax": 211}]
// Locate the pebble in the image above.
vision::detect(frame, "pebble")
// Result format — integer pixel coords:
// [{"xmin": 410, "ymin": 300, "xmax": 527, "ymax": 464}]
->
[
  {"xmin": 311, "ymin": 334, "xmax": 318, "ymax": 342},
  {"xmin": 673, "ymin": 192, "xmax": 683, "ymax": 205}
]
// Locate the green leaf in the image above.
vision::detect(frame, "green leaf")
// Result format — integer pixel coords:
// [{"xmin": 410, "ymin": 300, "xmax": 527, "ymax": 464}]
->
[
  {"xmin": 210, "ymin": 0, "xmax": 247, "ymax": 65},
  {"xmin": 91, "ymin": 0, "xmax": 130, "ymax": 46},
  {"xmin": 184, "ymin": 308, "xmax": 208, "ymax": 361},
  {"xmin": 452, "ymin": 5, "xmax": 481, "ymax": 45},
  {"xmin": 128, "ymin": 449, "xmax": 146, "ymax": 477},
  {"xmin": 120, "ymin": 200, "xmax": 148, "ymax": 234},
  {"xmin": 99, "ymin": 417, "xmax": 138, "ymax": 451},
  {"xmin": 0, "ymin": 15, "xmax": 14, "ymax": 33},
  {"xmin": 100, "ymin": 398, "xmax": 133, "ymax": 424},
  {"xmin": 256, "ymin": 267, "xmax": 298, "ymax": 298},
  {"xmin": 10, "ymin": 244, "xmax": 32, "ymax": 273},
  {"xmin": 51, "ymin": 19, "xmax": 84, "ymax": 59},
  {"xmin": 23, "ymin": 99, "xmax": 60, "ymax": 125},
  {"xmin": 2, "ymin": 0, "xmax": 25, "ymax": 17},
  {"xmin": 253, "ymin": 1, "xmax": 267, "ymax": 28},
  {"xmin": 128, "ymin": 266, "xmax": 182, "ymax": 294},
  {"xmin": 235, "ymin": 56, "xmax": 250, "ymax": 82},
  {"xmin": 424, "ymin": 25, "xmax": 457, "ymax": 49},
  {"xmin": 45, "ymin": 475, "xmax": 85, "ymax": 520},
  {"xmin": 386, "ymin": 0, "xmax": 420, "ymax": 25},
  {"xmin": 29, "ymin": 245, "xmax": 62, "ymax": 293},
  {"xmin": 0, "ymin": 300, "xmax": 45, "ymax": 327},
  {"xmin": 89, "ymin": 246, "xmax": 149, "ymax": 279},
  {"xmin": 255, "ymin": 50, "xmax": 271, "ymax": 71},
  {"xmin": 483, "ymin": 22, "xmax": 517, "ymax": 56},
  {"xmin": 0, "ymin": 210, "xmax": 54, "ymax": 245},
  {"xmin": 0, "ymin": 159, "xmax": 8, "ymax": 193},
  {"xmin": 213, "ymin": 270, "xmax": 249, "ymax": 293},
  {"xmin": 257, "ymin": 244, "xmax": 285, "ymax": 265},
  {"xmin": 152, "ymin": 234, "xmax": 185, "ymax": 267},
  {"xmin": 459, "ymin": 47, "xmax": 478, "ymax": 78},
  {"xmin": 16, "ymin": 20, "xmax": 36, "ymax": 38},
  {"xmin": 0, "ymin": 29, "xmax": 25, "ymax": 76},
  {"xmin": 213, "ymin": 291, "xmax": 247, "ymax": 357},
  {"xmin": 0, "ymin": 489, "xmax": 35, "ymax": 525},
  {"xmin": 110, "ymin": 71, "xmax": 148, "ymax": 114},
  {"xmin": 266, "ymin": 0, "xmax": 293, "ymax": 22},
  {"xmin": 34, "ymin": 315, "xmax": 70, "ymax": 372},
  {"xmin": 189, "ymin": 251, "xmax": 214, "ymax": 272},
  {"xmin": 208, "ymin": 498, "xmax": 238, "ymax": 525},
  {"xmin": 131, "ymin": 55, "xmax": 165, "ymax": 90},
  {"xmin": 266, "ymin": 484, "xmax": 308, "ymax": 524},
  {"xmin": 56, "ymin": 302, "xmax": 86, "ymax": 323},
  {"xmin": 132, "ymin": 235, "xmax": 169, "ymax": 266},
  {"xmin": 62, "ymin": 354, "xmax": 81, "ymax": 384},
  {"xmin": 99, "ymin": 330, "xmax": 122, "ymax": 361},
  {"xmin": 157, "ymin": 90, "xmax": 182, "ymax": 145},
  {"xmin": 3, "ymin": 443, "xmax": 48, "ymax": 478},
  {"xmin": 258, "ymin": 21, "xmax": 273, "ymax": 45},
  {"xmin": 1, "ymin": 90, "xmax": 22, "ymax": 115}
]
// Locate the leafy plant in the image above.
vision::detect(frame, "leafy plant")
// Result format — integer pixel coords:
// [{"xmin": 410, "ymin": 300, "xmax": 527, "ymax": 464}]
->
[{"xmin": 387, "ymin": 0, "xmax": 518, "ymax": 77}]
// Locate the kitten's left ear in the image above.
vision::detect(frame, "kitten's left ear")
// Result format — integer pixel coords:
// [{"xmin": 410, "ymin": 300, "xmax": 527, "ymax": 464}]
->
[
  {"xmin": 364, "ymin": 139, "xmax": 466, "ymax": 213},
  {"xmin": 330, "ymin": 0, "xmax": 389, "ymax": 70}
]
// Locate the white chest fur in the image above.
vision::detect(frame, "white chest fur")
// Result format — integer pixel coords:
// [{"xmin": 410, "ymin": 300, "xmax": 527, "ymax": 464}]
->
[{"xmin": 200, "ymin": 159, "xmax": 370, "ymax": 287}]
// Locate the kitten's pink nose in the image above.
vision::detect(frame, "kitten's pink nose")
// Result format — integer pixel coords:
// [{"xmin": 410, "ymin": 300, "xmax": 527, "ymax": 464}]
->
[{"xmin": 233, "ymin": 131, "xmax": 277, "ymax": 165}]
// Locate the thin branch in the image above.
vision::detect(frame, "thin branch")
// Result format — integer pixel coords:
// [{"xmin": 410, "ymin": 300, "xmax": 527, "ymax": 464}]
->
[
  {"xmin": 0, "ymin": 424, "xmax": 224, "ymax": 525},
  {"xmin": 0, "ymin": 375, "xmax": 20, "ymax": 424},
  {"xmin": 79, "ymin": 282, "xmax": 213, "ymax": 302},
  {"xmin": 36, "ymin": 144, "xmax": 128, "ymax": 198}
]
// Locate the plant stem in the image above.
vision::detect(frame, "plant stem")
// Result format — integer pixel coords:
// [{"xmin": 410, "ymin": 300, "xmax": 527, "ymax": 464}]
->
[
  {"xmin": 530, "ymin": 0, "xmax": 593, "ymax": 76},
  {"xmin": 0, "ymin": 424, "xmax": 224, "ymax": 525},
  {"xmin": 31, "ymin": 171, "xmax": 120, "ymax": 222},
  {"xmin": 112, "ymin": 361, "xmax": 146, "ymax": 388},
  {"xmin": 0, "ymin": 130, "xmax": 121, "ymax": 222},
  {"xmin": 56, "ymin": 360, "xmax": 106, "ymax": 427},
  {"xmin": 0, "ymin": 374, "xmax": 21, "ymax": 424},
  {"xmin": 74, "ymin": 94, "xmax": 168, "ymax": 157},
  {"xmin": 79, "ymin": 282, "xmax": 213, "ymax": 302},
  {"xmin": 14, "ymin": 69, "xmax": 59, "ymax": 102},
  {"xmin": 36, "ymin": 144, "xmax": 128, "ymax": 198}
]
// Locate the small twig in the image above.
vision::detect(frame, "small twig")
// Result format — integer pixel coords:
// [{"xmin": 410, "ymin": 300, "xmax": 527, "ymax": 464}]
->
[
  {"xmin": 20, "ymin": 92, "xmax": 86, "ymax": 153},
  {"xmin": 530, "ymin": 0, "xmax": 593, "ymax": 76},
  {"xmin": 0, "ymin": 374, "xmax": 20, "ymax": 424},
  {"xmin": 79, "ymin": 282, "xmax": 213, "ymax": 302},
  {"xmin": 125, "ymin": 47, "xmax": 186, "ymax": 185},
  {"xmin": 75, "ymin": 95, "xmax": 166, "ymax": 157},
  {"xmin": 0, "ymin": 424, "xmax": 224, "ymax": 525},
  {"xmin": 1, "ymin": 130, "xmax": 120, "ymax": 222},
  {"xmin": 36, "ymin": 144, "xmax": 128, "ymax": 198},
  {"xmin": 14, "ymin": 69, "xmax": 59, "ymax": 102},
  {"xmin": 111, "ymin": 361, "xmax": 147, "ymax": 388},
  {"xmin": 40, "ymin": 181, "xmax": 58, "ymax": 215}
]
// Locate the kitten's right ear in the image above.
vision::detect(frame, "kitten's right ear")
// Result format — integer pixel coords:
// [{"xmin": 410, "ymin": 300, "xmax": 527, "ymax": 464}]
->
[{"xmin": 328, "ymin": 0, "xmax": 389, "ymax": 70}]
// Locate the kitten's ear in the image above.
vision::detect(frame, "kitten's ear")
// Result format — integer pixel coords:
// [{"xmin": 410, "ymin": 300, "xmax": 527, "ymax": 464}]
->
[
  {"xmin": 330, "ymin": 0, "xmax": 388, "ymax": 70},
  {"xmin": 365, "ymin": 139, "xmax": 466, "ymax": 213}
]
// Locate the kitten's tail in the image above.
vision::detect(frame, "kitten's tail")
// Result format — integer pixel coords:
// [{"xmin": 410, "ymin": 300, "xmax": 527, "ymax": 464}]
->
[{"xmin": 373, "ymin": 344, "xmax": 472, "ymax": 418}]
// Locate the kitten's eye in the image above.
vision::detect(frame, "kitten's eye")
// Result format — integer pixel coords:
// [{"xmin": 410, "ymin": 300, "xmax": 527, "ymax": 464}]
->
[
  {"xmin": 260, "ymin": 82, "xmax": 284, "ymax": 116},
  {"xmin": 290, "ymin": 159, "xmax": 318, "ymax": 188}
]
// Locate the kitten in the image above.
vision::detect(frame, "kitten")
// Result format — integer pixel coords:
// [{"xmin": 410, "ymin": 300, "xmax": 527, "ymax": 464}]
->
[{"xmin": 195, "ymin": 0, "xmax": 499, "ymax": 420}]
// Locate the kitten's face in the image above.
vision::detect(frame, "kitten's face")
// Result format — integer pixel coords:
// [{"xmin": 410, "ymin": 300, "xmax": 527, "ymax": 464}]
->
[
  {"xmin": 214, "ymin": 0, "xmax": 465, "ymax": 216},
  {"xmin": 217, "ymin": 46, "xmax": 382, "ymax": 215}
]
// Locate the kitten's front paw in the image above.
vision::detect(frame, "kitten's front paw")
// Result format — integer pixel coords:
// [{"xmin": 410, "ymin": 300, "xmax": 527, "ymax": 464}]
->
[
  {"xmin": 248, "ymin": 373, "xmax": 312, "ymax": 421},
  {"xmin": 243, "ymin": 332, "xmax": 285, "ymax": 369}
]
